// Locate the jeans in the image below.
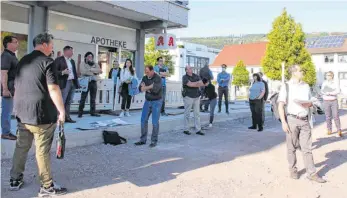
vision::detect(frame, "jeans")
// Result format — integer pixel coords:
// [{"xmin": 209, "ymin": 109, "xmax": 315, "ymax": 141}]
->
[
  {"xmin": 183, "ymin": 97, "xmax": 201, "ymax": 132},
  {"xmin": 79, "ymin": 80, "xmax": 97, "ymax": 114},
  {"xmin": 218, "ymin": 86, "xmax": 229, "ymax": 112},
  {"xmin": 62, "ymin": 80, "xmax": 76, "ymax": 119},
  {"xmin": 121, "ymin": 83, "xmax": 132, "ymax": 110},
  {"xmin": 1, "ymin": 97, "xmax": 13, "ymax": 135},
  {"xmin": 202, "ymin": 98, "xmax": 217, "ymax": 123},
  {"xmin": 140, "ymin": 99, "xmax": 162, "ymax": 144},
  {"xmin": 11, "ymin": 123, "xmax": 56, "ymax": 188},
  {"xmin": 323, "ymin": 100, "xmax": 341, "ymax": 131},
  {"xmin": 249, "ymin": 99, "xmax": 263, "ymax": 128},
  {"xmin": 161, "ymin": 86, "xmax": 166, "ymax": 113}
]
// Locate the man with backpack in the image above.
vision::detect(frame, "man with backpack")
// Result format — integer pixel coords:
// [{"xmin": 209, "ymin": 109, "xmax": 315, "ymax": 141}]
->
[{"xmin": 277, "ymin": 64, "xmax": 326, "ymax": 183}]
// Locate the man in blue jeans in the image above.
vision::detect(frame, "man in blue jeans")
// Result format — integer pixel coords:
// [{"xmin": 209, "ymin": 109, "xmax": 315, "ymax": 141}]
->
[
  {"xmin": 1, "ymin": 36, "xmax": 19, "ymax": 140},
  {"xmin": 154, "ymin": 57, "xmax": 169, "ymax": 116},
  {"xmin": 135, "ymin": 65, "xmax": 163, "ymax": 148}
]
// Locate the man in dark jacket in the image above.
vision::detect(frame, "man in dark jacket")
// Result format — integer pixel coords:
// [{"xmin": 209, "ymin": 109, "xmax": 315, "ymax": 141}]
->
[
  {"xmin": 54, "ymin": 46, "xmax": 79, "ymax": 123},
  {"xmin": 259, "ymin": 72, "xmax": 269, "ymax": 125},
  {"xmin": 135, "ymin": 65, "xmax": 163, "ymax": 148},
  {"xmin": 199, "ymin": 64, "xmax": 213, "ymax": 112}
]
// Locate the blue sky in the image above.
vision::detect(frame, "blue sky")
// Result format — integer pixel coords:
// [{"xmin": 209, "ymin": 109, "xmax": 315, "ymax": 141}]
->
[{"xmin": 168, "ymin": 1, "xmax": 347, "ymax": 38}]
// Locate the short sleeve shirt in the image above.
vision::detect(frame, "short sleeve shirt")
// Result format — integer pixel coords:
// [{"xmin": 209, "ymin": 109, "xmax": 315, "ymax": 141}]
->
[
  {"xmin": 14, "ymin": 50, "xmax": 59, "ymax": 125},
  {"xmin": 249, "ymin": 81, "xmax": 265, "ymax": 100},
  {"xmin": 1, "ymin": 49, "xmax": 18, "ymax": 96},
  {"xmin": 182, "ymin": 73, "xmax": 201, "ymax": 98},
  {"xmin": 278, "ymin": 80, "xmax": 311, "ymax": 117}
]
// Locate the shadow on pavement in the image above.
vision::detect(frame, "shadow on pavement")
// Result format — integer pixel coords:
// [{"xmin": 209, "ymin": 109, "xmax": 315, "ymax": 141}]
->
[{"xmin": 316, "ymin": 150, "xmax": 347, "ymax": 177}]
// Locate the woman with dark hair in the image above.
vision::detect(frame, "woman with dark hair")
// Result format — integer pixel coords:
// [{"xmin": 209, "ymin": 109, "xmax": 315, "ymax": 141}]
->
[
  {"xmin": 119, "ymin": 59, "xmax": 137, "ymax": 117},
  {"xmin": 248, "ymin": 73, "xmax": 265, "ymax": 131},
  {"xmin": 78, "ymin": 51, "xmax": 102, "ymax": 117}
]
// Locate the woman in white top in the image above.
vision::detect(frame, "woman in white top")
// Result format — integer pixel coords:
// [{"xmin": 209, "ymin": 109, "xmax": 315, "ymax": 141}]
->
[
  {"xmin": 119, "ymin": 59, "xmax": 137, "ymax": 117},
  {"xmin": 321, "ymin": 71, "xmax": 342, "ymax": 137}
]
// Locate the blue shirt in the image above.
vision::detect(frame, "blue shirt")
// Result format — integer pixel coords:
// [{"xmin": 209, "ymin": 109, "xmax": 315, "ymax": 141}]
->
[
  {"xmin": 249, "ymin": 81, "xmax": 265, "ymax": 100},
  {"xmin": 154, "ymin": 65, "xmax": 168, "ymax": 87},
  {"xmin": 217, "ymin": 72, "xmax": 231, "ymax": 87}
]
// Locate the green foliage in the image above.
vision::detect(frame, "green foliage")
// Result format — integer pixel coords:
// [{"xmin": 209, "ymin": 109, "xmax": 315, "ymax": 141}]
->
[
  {"xmin": 232, "ymin": 60, "xmax": 249, "ymax": 86},
  {"xmin": 144, "ymin": 38, "xmax": 175, "ymax": 74},
  {"xmin": 261, "ymin": 9, "xmax": 316, "ymax": 86}
]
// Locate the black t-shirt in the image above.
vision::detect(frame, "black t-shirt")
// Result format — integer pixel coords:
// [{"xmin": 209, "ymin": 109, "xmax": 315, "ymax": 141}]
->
[
  {"xmin": 139, "ymin": 73, "xmax": 162, "ymax": 101},
  {"xmin": 204, "ymin": 83, "xmax": 217, "ymax": 100},
  {"xmin": 182, "ymin": 73, "xmax": 201, "ymax": 98},
  {"xmin": 14, "ymin": 50, "xmax": 59, "ymax": 125},
  {"xmin": 1, "ymin": 49, "xmax": 18, "ymax": 96}
]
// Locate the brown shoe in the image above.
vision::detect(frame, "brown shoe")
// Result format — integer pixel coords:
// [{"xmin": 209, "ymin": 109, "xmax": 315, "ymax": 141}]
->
[
  {"xmin": 338, "ymin": 130, "xmax": 343, "ymax": 137},
  {"xmin": 1, "ymin": 133, "xmax": 17, "ymax": 140},
  {"xmin": 327, "ymin": 130, "xmax": 332, "ymax": 135},
  {"xmin": 307, "ymin": 174, "xmax": 326, "ymax": 183},
  {"xmin": 290, "ymin": 171, "xmax": 299, "ymax": 180}
]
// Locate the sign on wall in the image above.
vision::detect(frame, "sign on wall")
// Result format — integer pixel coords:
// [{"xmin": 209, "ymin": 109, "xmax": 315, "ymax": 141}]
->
[{"xmin": 154, "ymin": 34, "xmax": 176, "ymax": 50}]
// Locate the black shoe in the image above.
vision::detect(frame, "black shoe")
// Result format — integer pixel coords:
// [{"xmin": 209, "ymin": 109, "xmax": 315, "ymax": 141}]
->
[
  {"xmin": 38, "ymin": 183, "xmax": 67, "ymax": 197},
  {"xmin": 258, "ymin": 128, "xmax": 263, "ymax": 132},
  {"xmin": 183, "ymin": 131, "xmax": 191, "ymax": 135},
  {"xmin": 248, "ymin": 126, "xmax": 257, "ymax": 129},
  {"xmin": 65, "ymin": 118, "xmax": 76, "ymax": 123},
  {"xmin": 149, "ymin": 143, "xmax": 157, "ymax": 148},
  {"xmin": 9, "ymin": 178, "xmax": 24, "ymax": 191},
  {"xmin": 161, "ymin": 112, "xmax": 168, "ymax": 116},
  {"xmin": 218, "ymin": 110, "xmax": 221, "ymax": 113},
  {"xmin": 196, "ymin": 131, "xmax": 205, "ymax": 136},
  {"xmin": 78, "ymin": 113, "xmax": 83, "ymax": 118},
  {"xmin": 134, "ymin": 141, "xmax": 146, "ymax": 146},
  {"xmin": 226, "ymin": 111, "xmax": 229, "ymax": 115},
  {"xmin": 91, "ymin": 113, "xmax": 101, "ymax": 117}
]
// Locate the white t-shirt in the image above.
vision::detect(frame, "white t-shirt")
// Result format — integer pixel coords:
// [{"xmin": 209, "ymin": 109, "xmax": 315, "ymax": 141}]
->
[
  {"xmin": 278, "ymin": 80, "xmax": 311, "ymax": 117},
  {"xmin": 65, "ymin": 57, "xmax": 74, "ymax": 80},
  {"xmin": 120, "ymin": 68, "xmax": 137, "ymax": 83}
]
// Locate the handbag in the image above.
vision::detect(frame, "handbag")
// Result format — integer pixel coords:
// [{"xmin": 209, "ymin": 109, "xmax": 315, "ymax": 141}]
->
[
  {"xmin": 56, "ymin": 123, "xmax": 66, "ymax": 159},
  {"xmin": 103, "ymin": 130, "xmax": 127, "ymax": 145}
]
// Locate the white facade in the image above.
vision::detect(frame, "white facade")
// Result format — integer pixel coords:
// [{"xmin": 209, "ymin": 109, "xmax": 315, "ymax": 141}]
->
[
  {"xmin": 312, "ymin": 53, "xmax": 347, "ymax": 94},
  {"xmin": 168, "ymin": 41, "xmax": 221, "ymax": 81}
]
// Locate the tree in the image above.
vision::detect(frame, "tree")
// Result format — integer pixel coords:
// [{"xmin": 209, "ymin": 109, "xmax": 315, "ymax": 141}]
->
[
  {"xmin": 232, "ymin": 60, "xmax": 249, "ymax": 86},
  {"xmin": 144, "ymin": 38, "xmax": 175, "ymax": 74},
  {"xmin": 261, "ymin": 9, "xmax": 316, "ymax": 86}
]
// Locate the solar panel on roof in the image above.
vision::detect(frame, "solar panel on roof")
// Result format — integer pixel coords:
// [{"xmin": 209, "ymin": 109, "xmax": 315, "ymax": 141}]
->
[{"xmin": 305, "ymin": 34, "xmax": 346, "ymax": 49}]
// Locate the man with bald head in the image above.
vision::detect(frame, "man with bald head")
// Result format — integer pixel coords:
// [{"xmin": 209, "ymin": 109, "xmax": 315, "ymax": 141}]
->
[{"xmin": 182, "ymin": 66, "xmax": 205, "ymax": 136}]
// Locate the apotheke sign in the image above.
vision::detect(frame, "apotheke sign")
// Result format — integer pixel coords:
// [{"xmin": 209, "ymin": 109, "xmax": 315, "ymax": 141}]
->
[{"xmin": 91, "ymin": 36, "xmax": 127, "ymax": 49}]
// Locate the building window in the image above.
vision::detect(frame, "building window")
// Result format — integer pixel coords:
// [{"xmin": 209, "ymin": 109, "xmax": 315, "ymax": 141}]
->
[
  {"xmin": 324, "ymin": 54, "xmax": 334, "ymax": 63},
  {"xmin": 186, "ymin": 55, "xmax": 209, "ymax": 74},
  {"xmin": 338, "ymin": 54, "xmax": 347, "ymax": 63},
  {"xmin": 339, "ymin": 72, "xmax": 347, "ymax": 80}
]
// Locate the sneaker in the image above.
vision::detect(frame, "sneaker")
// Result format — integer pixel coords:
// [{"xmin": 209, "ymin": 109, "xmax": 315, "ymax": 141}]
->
[
  {"xmin": 248, "ymin": 126, "xmax": 257, "ymax": 130},
  {"xmin": 1, "ymin": 133, "xmax": 17, "ymax": 140},
  {"xmin": 9, "ymin": 179, "xmax": 24, "ymax": 191},
  {"xmin": 307, "ymin": 174, "xmax": 326, "ymax": 183},
  {"xmin": 183, "ymin": 131, "xmax": 191, "ymax": 135},
  {"xmin": 125, "ymin": 111, "xmax": 131, "ymax": 117},
  {"xmin": 327, "ymin": 130, "xmax": 332, "ymax": 135},
  {"xmin": 119, "ymin": 111, "xmax": 124, "ymax": 117},
  {"xmin": 134, "ymin": 141, "xmax": 146, "ymax": 146},
  {"xmin": 338, "ymin": 130, "xmax": 343, "ymax": 137},
  {"xmin": 290, "ymin": 171, "xmax": 299, "ymax": 180},
  {"xmin": 38, "ymin": 183, "xmax": 67, "ymax": 197},
  {"xmin": 196, "ymin": 131, "xmax": 205, "ymax": 136},
  {"xmin": 209, "ymin": 124, "xmax": 213, "ymax": 128},
  {"xmin": 149, "ymin": 143, "xmax": 157, "ymax": 148}
]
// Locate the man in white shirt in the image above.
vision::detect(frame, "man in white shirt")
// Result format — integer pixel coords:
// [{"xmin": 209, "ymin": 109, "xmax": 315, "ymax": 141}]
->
[
  {"xmin": 278, "ymin": 64, "xmax": 326, "ymax": 183},
  {"xmin": 321, "ymin": 71, "xmax": 342, "ymax": 137},
  {"xmin": 54, "ymin": 46, "xmax": 79, "ymax": 123}
]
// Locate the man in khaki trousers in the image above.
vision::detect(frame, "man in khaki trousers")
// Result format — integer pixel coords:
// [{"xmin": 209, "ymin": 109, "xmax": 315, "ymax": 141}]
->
[{"xmin": 10, "ymin": 33, "xmax": 68, "ymax": 196}]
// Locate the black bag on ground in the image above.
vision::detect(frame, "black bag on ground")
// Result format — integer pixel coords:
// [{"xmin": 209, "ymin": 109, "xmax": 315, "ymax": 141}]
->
[{"xmin": 103, "ymin": 130, "xmax": 127, "ymax": 145}]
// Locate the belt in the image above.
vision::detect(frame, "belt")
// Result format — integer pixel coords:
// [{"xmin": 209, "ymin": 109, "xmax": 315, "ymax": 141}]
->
[{"xmin": 287, "ymin": 114, "xmax": 308, "ymax": 121}]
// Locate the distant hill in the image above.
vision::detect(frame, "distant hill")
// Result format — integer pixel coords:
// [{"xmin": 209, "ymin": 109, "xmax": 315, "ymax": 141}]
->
[{"xmin": 179, "ymin": 32, "xmax": 347, "ymax": 49}]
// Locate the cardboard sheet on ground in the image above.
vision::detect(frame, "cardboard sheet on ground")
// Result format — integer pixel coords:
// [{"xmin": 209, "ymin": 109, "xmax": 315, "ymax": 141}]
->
[{"xmin": 90, "ymin": 118, "xmax": 130, "ymax": 128}]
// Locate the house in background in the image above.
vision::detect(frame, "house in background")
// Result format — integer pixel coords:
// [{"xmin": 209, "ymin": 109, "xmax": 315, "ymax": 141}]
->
[
  {"xmin": 169, "ymin": 41, "xmax": 221, "ymax": 81},
  {"xmin": 306, "ymin": 35, "xmax": 347, "ymax": 95}
]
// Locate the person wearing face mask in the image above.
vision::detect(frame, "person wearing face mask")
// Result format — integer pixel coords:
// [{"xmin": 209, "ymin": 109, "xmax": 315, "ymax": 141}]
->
[
  {"xmin": 108, "ymin": 60, "xmax": 121, "ymax": 105},
  {"xmin": 217, "ymin": 64, "xmax": 231, "ymax": 114},
  {"xmin": 78, "ymin": 52, "xmax": 102, "ymax": 118}
]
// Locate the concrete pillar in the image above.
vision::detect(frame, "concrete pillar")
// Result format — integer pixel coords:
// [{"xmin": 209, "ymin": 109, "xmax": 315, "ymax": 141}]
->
[
  {"xmin": 135, "ymin": 29, "xmax": 145, "ymax": 78},
  {"xmin": 28, "ymin": 5, "xmax": 48, "ymax": 52}
]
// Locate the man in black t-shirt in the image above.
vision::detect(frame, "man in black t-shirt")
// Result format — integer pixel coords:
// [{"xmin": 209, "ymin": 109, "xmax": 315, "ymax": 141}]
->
[
  {"xmin": 10, "ymin": 33, "xmax": 68, "ymax": 196},
  {"xmin": 1, "ymin": 36, "xmax": 18, "ymax": 140},
  {"xmin": 182, "ymin": 66, "xmax": 205, "ymax": 136}
]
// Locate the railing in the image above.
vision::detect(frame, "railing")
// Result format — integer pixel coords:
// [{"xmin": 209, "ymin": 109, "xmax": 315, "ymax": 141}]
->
[{"xmin": 70, "ymin": 79, "xmax": 185, "ymax": 112}]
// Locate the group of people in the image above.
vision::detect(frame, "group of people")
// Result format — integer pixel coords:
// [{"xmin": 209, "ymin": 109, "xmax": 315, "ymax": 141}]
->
[{"xmin": 1, "ymin": 32, "xmax": 344, "ymax": 197}]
